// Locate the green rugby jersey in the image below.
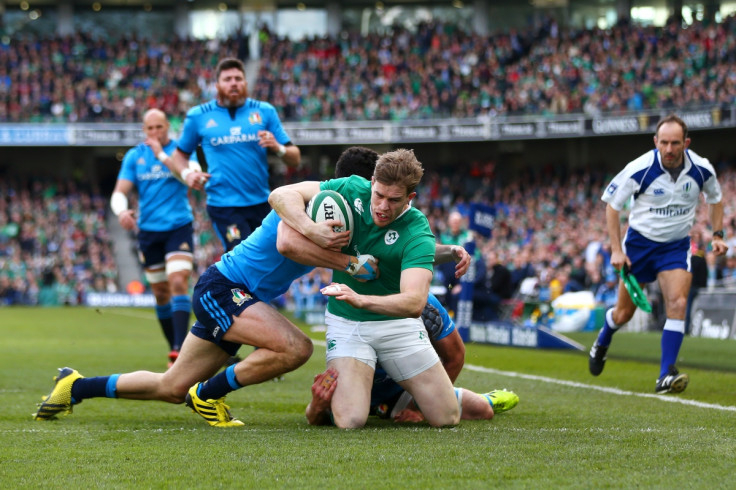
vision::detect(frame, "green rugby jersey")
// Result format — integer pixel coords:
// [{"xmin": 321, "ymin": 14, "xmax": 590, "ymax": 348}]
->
[{"xmin": 321, "ymin": 176, "xmax": 436, "ymax": 321}]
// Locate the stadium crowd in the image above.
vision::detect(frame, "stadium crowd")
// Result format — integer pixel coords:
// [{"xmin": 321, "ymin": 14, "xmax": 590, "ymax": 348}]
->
[
  {"xmin": 3, "ymin": 16, "xmax": 736, "ymax": 123},
  {"xmin": 5, "ymin": 163, "xmax": 736, "ymax": 313}
]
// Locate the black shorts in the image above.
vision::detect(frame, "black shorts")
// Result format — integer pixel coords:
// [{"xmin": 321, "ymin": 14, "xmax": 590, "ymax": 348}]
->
[
  {"xmin": 190, "ymin": 265, "xmax": 260, "ymax": 356},
  {"xmin": 137, "ymin": 222, "xmax": 194, "ymax": 268},
  {"xmin": 207, "ymin": 202, "xmax": 271, "ymax": 252}
]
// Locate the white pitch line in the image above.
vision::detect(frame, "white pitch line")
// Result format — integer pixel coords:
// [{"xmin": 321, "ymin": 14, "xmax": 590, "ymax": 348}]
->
[
  {"xmin": 465, "ymin": 364, "xmax": 736, "ymax": 412},
  {"xmin": 312, "ymin": 341, "xmax": 735, "ymax": 412}
]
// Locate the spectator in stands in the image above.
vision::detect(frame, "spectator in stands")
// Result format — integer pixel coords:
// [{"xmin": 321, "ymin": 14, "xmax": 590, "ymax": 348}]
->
[
  {"xmin": 167, "ymin": 57, "xmax": 301, "ymax": 252},
  {"xmin": 111, "ymin": 108, "xmax": 197, "ymax": 366},
  {"xmin": 471, "ymin": 249, "xmax": 513, "ymax": 322}
]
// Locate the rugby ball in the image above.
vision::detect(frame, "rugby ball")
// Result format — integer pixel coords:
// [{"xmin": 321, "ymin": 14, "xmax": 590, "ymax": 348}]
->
[{"xmin": 306, "ymin": 190, "xmax": 353, "ymax": 241}]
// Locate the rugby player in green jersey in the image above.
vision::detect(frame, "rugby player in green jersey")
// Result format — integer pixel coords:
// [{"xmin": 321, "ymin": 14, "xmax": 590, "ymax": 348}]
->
[{"xmin": 270, "ymin": 149, "xmax": 462, "ymax": 429}]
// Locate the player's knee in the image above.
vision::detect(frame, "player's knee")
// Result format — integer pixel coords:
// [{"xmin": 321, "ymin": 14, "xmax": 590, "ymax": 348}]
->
[
  {"xmin": 334, "ymin": 414, "xmax": 367, "ymax": 429},
  {"xmin": 287, "ymin": 336, "xmax": 313, "ymax": 367}
]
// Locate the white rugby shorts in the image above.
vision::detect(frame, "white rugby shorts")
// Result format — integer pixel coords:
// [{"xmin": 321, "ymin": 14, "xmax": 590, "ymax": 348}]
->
[{"xmin": 324, "ymin": 311, "xmax": 439, "ymax": 382}]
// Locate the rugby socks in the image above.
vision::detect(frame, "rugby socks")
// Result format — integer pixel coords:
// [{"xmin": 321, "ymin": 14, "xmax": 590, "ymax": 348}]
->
[
  {"xmin": 660, "ymin": 319, "xmax": 685, "ymax": 378},
  {"xmin": 155, "ymin": 303, "xmax": 175, "ymax": 350},
  {"xmin": 171, "ymin": 295, "xmax": 191, "ymax": 351},
  {"xmin": 596, "ymin": 308, "xmax": 620, "ymax": 347},
  {"xmin": 196, "ymin": 365, "xmax": 243, "ymax": 400},
  {"xmin": 71, "ymin": 374, "xmax": 120, "ymax": 402}
]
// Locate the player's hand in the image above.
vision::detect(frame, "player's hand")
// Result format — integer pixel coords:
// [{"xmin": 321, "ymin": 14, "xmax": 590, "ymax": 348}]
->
[
  {"xmin": 610, "ymin": 250, "xmax": 630, "ymax": 272},
  {"xmin": 118, "ymin": 209, "xmax": 136, "ymax": 231},
  {"xmin": 346, "ymin": 254, "xmax": 379, "ymax": 282},
  {"xmin": 451, "ymin": 246, "xmax": 471, "ymax": 278},
  {"xmin": 185, "ymin": 170, "xmax": 210, "ymax": 191},
  {"xmin": 320, "ymin": 283, "xmax": 361, "ymax": 307},
  {"xmin": 310, "ymin": 367, "xmax": 338, "ymax": 412},
  {"xmin": 144, "ymin": 137, "xmax": 163, "ymax": 155},
  {"xmin": 306, "ymin": 220, "xmax": 351, "ymax": 250},
  {"xmin": 711, "ymin": 238, "xmax": 728, "ymax": 256},
  {"xmin": 393, "ymin": 407, "xmax": 425, "ymax": 423},
  {"xmin": 257, "ymin": 130, "xmax": 279, "ymax": 150}
]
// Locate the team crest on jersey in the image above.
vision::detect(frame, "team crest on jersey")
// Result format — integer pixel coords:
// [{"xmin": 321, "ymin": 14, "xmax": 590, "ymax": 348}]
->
[
  {"xmin": 248, "ymin": 112, "xmax": 262, "ymax": 125},
  {"xmin": 205, "ymin": 119, "xmax": 218, "ymax": 128},
  {"xmin": 384, "ymin": 230, "xmax": 399, "ymax": 245},
  {"xmin": 353, "ymin": 198, "xmax": 364, "ymax": 215},
  {"xmin": 231, "ymin": 288, "xmax": 252, "ymax": 306},
  {"xmin": 226, "ymin": 224, "xmax": 241, "ymax": 242},
  {"xmin": 606, "ymin": 182, "xmax": 618, "ymax": 195}
]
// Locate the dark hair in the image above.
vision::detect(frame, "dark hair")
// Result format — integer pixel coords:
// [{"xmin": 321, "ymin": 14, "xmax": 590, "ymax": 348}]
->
[
  {"xmin": 215, "ymin": 58, "xmax": 246, "ymax": 80},
  {"xmin": 656, "ymin": 114, "xmax": 688, "ymax": 140},
  {"xmin": 335, "ymin": 146, "xmax": 378, "ymax": 180},
  {"xmin": 373, "ymin": 148, "xmax": 424, "ymax": 195}
]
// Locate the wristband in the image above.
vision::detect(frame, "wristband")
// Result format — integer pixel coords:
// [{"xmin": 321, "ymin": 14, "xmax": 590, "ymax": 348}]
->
[
  {"xmin": 157, "ymin": 151, "xmax": 169, "ymax": 163},
  {"xmin": 180, "ymin": 168, "xmax": 193, "ymax": 183},
  {"xmin": 110, "ymin": 191, "xmax": 128, "ymax": 216},
  {"xmin": 276, "ymin": 144, "xmax": 286, "ymax": 157},
  {"xmin": 713, "ymin": 230, "xmax": 725, "ymax": 239}
]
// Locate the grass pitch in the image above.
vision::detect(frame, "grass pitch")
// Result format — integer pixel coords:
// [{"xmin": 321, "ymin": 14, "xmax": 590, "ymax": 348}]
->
[{"xmin": 1, "ymin": 307, "xmax": 735, "ymax": 488}]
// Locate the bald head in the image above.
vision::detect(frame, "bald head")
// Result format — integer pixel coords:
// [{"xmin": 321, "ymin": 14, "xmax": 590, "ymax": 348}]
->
[{"xmin": 142, "ymin": 109, "xmax": 170, "ymax": 146}]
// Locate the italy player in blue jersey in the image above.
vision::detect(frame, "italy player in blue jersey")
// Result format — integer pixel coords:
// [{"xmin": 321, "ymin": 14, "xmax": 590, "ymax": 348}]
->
[
  {"xmin": 33, "ymin": 148, "xmax": 379, "ymax": 426},
  {"xmin": 165, "ymin": 57, "xmax": 301, "ymax": 252},
  {"xmin": 589, "ymin": 114, "xmax": 728, "ymax": 393},
  {"xmin": 110, "ymin": 109, "xmax": 199, "ymax": 367}
]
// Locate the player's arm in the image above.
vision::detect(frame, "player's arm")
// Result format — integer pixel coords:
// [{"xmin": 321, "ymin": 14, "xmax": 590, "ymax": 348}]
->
[
  {"xmin": 434, "ymin": 244, "xmax": 471, "ymax": 279},
  {"xmin": 305, "ymin": 368, "xmax": 338, "ymax": 426},
  {"xmin": 110, "ymin": 179, "xmax": 136, "ymax": 231},
  {"xmin": 269, "ymin": 181, "xmax": 349, "ymax": 250},
  {"xmin": 166, "ymin": 148, "xmax": 209, "ymax": 191},
  {"xmin": 322, "ymin": 267, "xmax": 432, "ymax": 318},
  {"xmin": 431, "ymin": 330, "xmax": 465, "ymax": 384},
  {"xmin": 708, "ymin": 201, "xmax": 728, "ymax": 256},
  {"xmin": 605, "ymin": 203, "xmax": 628, "ymax": 271},
  {"xmin": 277, "ymin": 221, "xmax": 379, "ymax": 281}
]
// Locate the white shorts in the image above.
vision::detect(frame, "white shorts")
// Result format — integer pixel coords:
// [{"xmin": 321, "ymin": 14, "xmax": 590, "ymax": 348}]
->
[{"xmin": 324, "ymin": 311, "xmax": 439, "ymax": 382}]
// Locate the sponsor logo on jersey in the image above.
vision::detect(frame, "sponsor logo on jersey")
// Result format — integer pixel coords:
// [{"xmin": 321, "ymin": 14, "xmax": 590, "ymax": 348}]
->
[
  {"xmin": 205, "ymin": 119, "xmax": 218, "ymax": 128},
  {"xmin": 353, "ymin": 198, "xmax": 364, "ymax": 215},
  {"xmin": 683, "ymin": 182, "xmax": 691, "ymax": 193},
  {"xmin": 209, "ymin": 126, "xmax": 260, "ymax": 146},
  {"xmin": 179, "ymin": 242, "xmax": 191, "ymax": 251},
  {"xmin": 137, "ymin": 157, "xmax": 146, "ymax": 165},
  {"xmin": 231, "ymin": 288, "xmax": 252, "ymax": 306},
  {"xmin": 248, "ymin": 112, "xmax": 262, "ymax": 125},
  {"xmin": 226, "ymin": 224, "xmax": 241, "ymax": 242},
  {"xmin": 654, "ymin": 188, "xmax": 664, "ymax": 195},
  {"xmin": 606, "ymin": 182, "xmax": 618, "ymax": 194},
  {"xmin": 213, "ymin": 326, "xmax": 220, "ymax": 338},
  {"xmin": 384, "ymin": 230, "xmax": 399, "ymax": 245},
  {"xmin": 327, "ymin": 339, "xmax": 337, "ymax": 351}
]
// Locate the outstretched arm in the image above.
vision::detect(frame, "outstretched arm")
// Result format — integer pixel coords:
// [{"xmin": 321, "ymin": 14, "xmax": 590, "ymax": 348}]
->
[
  {"xmin": 435, "ymin": 244, "xmax": 471, "ymax": 279},
  {"xmin": 277, "ymin": 222, "xmax": 379, "ymax": 281}
]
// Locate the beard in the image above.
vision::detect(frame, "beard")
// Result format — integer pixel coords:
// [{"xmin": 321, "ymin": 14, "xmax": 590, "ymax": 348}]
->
[{"xmin": 217, "ymin": 85, "xmax": 247, "ymax": 108}]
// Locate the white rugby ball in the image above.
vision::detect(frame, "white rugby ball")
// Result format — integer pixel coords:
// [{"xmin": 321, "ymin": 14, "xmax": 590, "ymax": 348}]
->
[{"xmin": 306, "ymin": 190, "xmax": 353, "ymax": 241}]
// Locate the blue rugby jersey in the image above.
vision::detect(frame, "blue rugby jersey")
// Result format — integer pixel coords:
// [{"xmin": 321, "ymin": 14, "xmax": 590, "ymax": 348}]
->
[
  {"xmin": 178, "ymin": 98, "xmax": 292, "ymax": 208},
  {"xmin": 118, "ymin": 139, "xmax": 193, "ymax": 232},
  {"xmin": 215, "ymin": 210, "xmax": 313, "ymax": 303}
]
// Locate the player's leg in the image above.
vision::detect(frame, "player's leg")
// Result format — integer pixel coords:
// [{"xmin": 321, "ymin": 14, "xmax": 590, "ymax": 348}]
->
[
  {"xmin": 139, "ymin": 231, "xmax": 177, "ymax": 354},
  {"xmin": 655, "ymin": 268, "xmax": 691, "ymax": 393},
  {"xmin": 163, "ymin": 230, "xmax": 194, "ymax": 364},
  {"xmin": 327, "ymin": 357, "xmax": 375, "ymax": 429},
  {"xmin": 395, "ymin": 361, "xmax": 459, "ymax": 427}
]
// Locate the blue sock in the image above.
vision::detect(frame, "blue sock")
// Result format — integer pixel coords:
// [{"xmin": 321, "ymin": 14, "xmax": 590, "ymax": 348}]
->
[
  {"xmin": 71, "ymin": 374, "xmax": 120, "ymax": 403},
  {"xmin": 596, "ymin": 308, "xmax": 619, "ymax": 347},
  {"xmin": 155, "ymin": 303, "xmax": 175, "ymax": 350},
  {"xmin": 171, "ymin": 295, "xmax": 191, "ymax": 351},
  {"xmin": 197, "ymin": 365, "xmax": 242, "ymax": 400},
  {"xmin": 660, "ymin": 319, "xmax": 685, "ymax": 378}
]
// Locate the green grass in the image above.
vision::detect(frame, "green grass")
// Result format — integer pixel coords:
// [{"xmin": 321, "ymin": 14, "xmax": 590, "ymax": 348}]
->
[{"xmin": 2, "ymin": 307, "xmax": 735, "ymax": 488}]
